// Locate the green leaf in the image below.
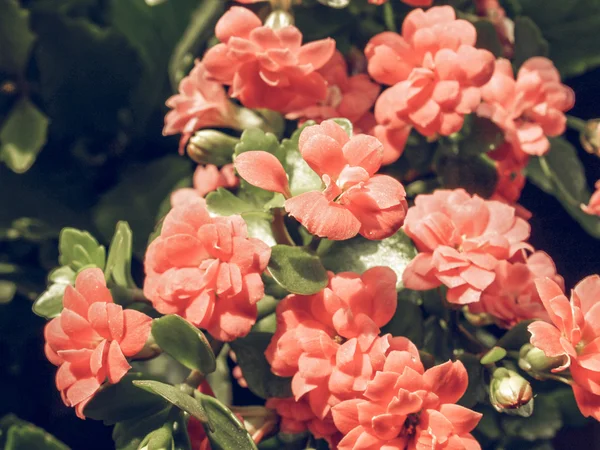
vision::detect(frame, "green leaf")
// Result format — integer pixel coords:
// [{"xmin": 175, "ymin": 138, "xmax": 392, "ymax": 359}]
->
[
  {"xmin": 321, "ymin": 230, "xmax": 417, "ymax": 290},
  {"xmin": 0, "ymin": 97, "xmax": 49, "ymax": 174},
  {"xmin": 526, "ymin": 138, "xmax": 600, "ymax": 238},
  {"xmin": 206, "ymin": 344, "xmax": 233, "ymax": 406},
  {"xmin": 267, "ymin": 245, "xmax": 328, "ymax": 295},
  {"xmin": 84, "ymin": 373, "xmax": 169, "ymax": 425},
  {"xmin": 380, "ymin": 298, "xmax": 424, "ymax": 346},
  {"xmin": 1, "ymin": 415, "xmax": 68, "ymax": 450},
  {"xmin": 206, "ymin": 188, "xmax": 257, "ymax": 216},
  {"xmin": 31, "ymin": 11, "xmax": 142, "ymax": 137},
  {"xmin": 496, "ymin": 320, "xmax": 533, "ymax": 350},
  {"xmin": 32, "ymin": 266, "xmax": 76, "ymax": 319},
  {"xmin": 474, "ymin": 19, "xmax": 503, "ymax": 57},
  {"xmin": 457, "ymin": 353, "xmax": 486, "ymax": 408},
  {"xmin": 152, "ymin": 314, "xmax": 216, "ymax": 375},
  {"xmin": 196, "ymin": 392, "xmax": 258, "ymax": 450},
  {"xmin": 112, "ymin": 406, "xmax": 173, "ymax": 450},
  {"xmin": 512, "ymin": 16, "xmax": 549, "ymax": 70},
  {"xmin": 58, "ymin": 228, "xmax": 106, "ymax": 271},
  {"xmin": 461, "ymin": 116, "xmax": 505, "ymax": 155},
  {"xmin": 93, "ymin": 156, "xmax": 192, "ymax": 255},
  {"xmin": 0, "ymin": 281, "xmax": 16, "ymax": 304},
  {"xmin": 105, "ymin": 221, "xmax": 136, "ymax": 289},
  {"xmin": 229, "ymin": 332, "xmax": 293, "ymax": 399},
  {"xmin": 235, "ymin": 128, "xmax": 282, "ymax": 161},
  {"xmin": 243, "ymin": 212, "xmax": 277, "ymax": 247},
  {"xmin": 331, "ymin": 118, "xmax": 353, "ymax": 137},
  {"xmin": 0, "ymin": 0, "xmax": 35, "ymax": 74},
  {"xmin": 280, "ymin": 122, "xmax": 323, "ymax": 196},
  {"xmin": 481, "ymin": 346, "xmax": 508, "ymax": 365},
  {"xmin": 501, "ymin": 395, "xmax": 562, "ymax": 441},
  {"xmin": 519, "ymin": 0, "xmax": 600, "ymax": 77},
  {"xmin": 133, "ymin": 380, "xmax": 210, "ymax": 423}
]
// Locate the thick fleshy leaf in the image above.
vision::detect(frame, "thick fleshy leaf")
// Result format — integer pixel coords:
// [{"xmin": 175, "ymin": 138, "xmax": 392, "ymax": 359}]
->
[
  {"xmin": 480, "ymin": 346, "xmax": 507, "ymax": 365},
  {"xmin": 512, "ymin": 17, "xmax": 549, "ymax": 70},
  {"xmin": 32, "ymin": 266, "xmax": 76, "ymax": 319},
  {"xmin": 267, "ymin": 245, "xmax": 328, "ymax": 295},
  {"xmin": 0, "ymin": 0, "xmax": 35, "ymax": 75},
  {"xmin": 235, "ymin": 151, "xmax": 290, "ymax": 196},
  {"xmin": 229, "ymin": 331, "xmax": 292, "ymax": 399},
  {"xmin": 151, "ymin": 314, "xmax": 216, "ymax": 375},
  {"xmin": 0, "ymin": 415, "xmax": 68, "ymax": 450},
  {"xmin": 59, "ymin": 228, "xmax": 106, "ymax": 271},
  {"xmin": 195, "ymin": 391, "xmax": 258, "ymax": 450},
  {"xmin": 104, "ymin": 221, "xmax": 136, "ymax": 289},
  {"xmin": 206, "ymin": 188, "xmax": 257, "ymax": 216}
]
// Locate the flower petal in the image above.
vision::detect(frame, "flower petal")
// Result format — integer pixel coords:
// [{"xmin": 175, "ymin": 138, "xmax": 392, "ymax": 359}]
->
[{"xmin": 234, "ymin": 151, "xmax": 290, "ymax": 196}]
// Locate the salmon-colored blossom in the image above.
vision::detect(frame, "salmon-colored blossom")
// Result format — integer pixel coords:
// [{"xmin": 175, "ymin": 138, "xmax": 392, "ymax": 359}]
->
[
  {"xmin": 44, "ymin": 268, "xmax": 152, "ymax": 418},
  {"xmin": 171, "ymin": 164, "xmax": 238, "ymax": 207},
  {"xmin": 285, "ymin": 51, "xmax": 380, "ymax": 129},
  {"xmin": 235, "ymin": 120, "xmax": 408, "ymax": 240},
  {"xmin": 402, "ymin": 189, "xmax": 532, "ymax": 304},
  {"xmin": 582, "ymin": 180, "xmax": 600, "ymax": 216},
  {"xmin": 366, "ymin": 6, "xmax": 496, "ymax": 163},
  {"xmin": 478, "ymin": 57, "xmax": 574, "ymax": 157},
  {"xmin": 468, "ymin": 251, "xmax": 563, "ymax": 328},
  {"xmin": 203, "ymin": 6, "xmax": 336, "ymax": 112},
  {"xmin": 265, "ymin": 268, "xmax": 398, "ymax": 417},
  {"xmin": 332, "ymin": 347, "xmax": 482, "ymax": 450},
  {"xmin": 164, "ymin": 60, "xmax": 239, "ymax": 154},
  {"xmin": 489, "ymin": 142, "xmax": 527, "ymax": 206},
  {"xmin": 529, "ymin": 275, "xmax": 600, "ymax": 420},
  {"xmin": 143, "ymin": 198, "xmax": 271, "ymax": 341}
]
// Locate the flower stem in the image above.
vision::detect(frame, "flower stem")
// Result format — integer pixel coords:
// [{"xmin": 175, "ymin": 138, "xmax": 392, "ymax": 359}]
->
[
  {"xmin": 272, "ymin": 208, "xmax": 295, "ymax": 246},
  {"xmin": 383, "ymin": 2, "xmax": 396, "ymax": 32},
  {"xmin": 567, "ymin": 115, "xmax": 587, "ymax": 133}
]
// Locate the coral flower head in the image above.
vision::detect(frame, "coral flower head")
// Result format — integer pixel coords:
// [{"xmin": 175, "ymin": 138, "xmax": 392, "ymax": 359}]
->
[
  {"xmin": 203, "ymin": 6, "xmax": 336, "ymax": 112},
  {"xmin": 171, "ymin": 164, "xmax": 238, "ymax": 207},
  {"xmin": 235, "ymin": 120, "xmax": 408, "ymax": 240},
  {"xmin": 44, "ymin": 268, "xmax": 152, "ymax": 418}
]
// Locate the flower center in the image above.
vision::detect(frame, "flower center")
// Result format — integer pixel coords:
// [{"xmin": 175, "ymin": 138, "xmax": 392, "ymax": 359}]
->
[{"xmin": 402, "ymin": 412, "xmax": 420, "ymax": 437}]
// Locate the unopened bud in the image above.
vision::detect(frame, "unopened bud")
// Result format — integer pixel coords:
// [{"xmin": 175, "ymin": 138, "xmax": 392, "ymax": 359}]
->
[
  {"xmin": 317, "ymin": 0, "xmax": 350, "ymax": 8},
  {"xmin": 463, "ymin": 307, "xmax": 495, "ymax": 327},
  {"xmin": 140, "ymin": 427, "xmax": 174, "ymax": 450},
  {"xmin": 490, "ymin": 368, "xmax": 534, "ymax": 417},
  {"xmin": 265, "ymin": 10, "xmax": 294, "ymax": 29},
  {"xmin": 580, "ymin": 119, "xmax": 600, "ymax": 156},
  {"xmin": 187, "ymin": 130, "xmax": 238, "ymax": 166},
  {"xmin": 518, "ymin": 344, "xmax": 567, "ymax": 376}
]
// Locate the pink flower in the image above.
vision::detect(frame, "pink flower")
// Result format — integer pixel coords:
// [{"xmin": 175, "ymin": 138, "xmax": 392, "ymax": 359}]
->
[
  {"xmin": 265, "ymin": 268, "xmax": 398, "ymax": 418},
  {"xmin": 163, "ymin": 60, "xmax": 239, "ymax": 154},
  {"xmin": 234, "ymin": 120, "xmax": 408, "ymax": 240},
  {"xmin": 203, "ymin": 7, "xmax": 335, "ymax": 112},
  {"xmin": 44, "ymin": 268, "xmax": 152, "ymax": 418},
  {"xmin": 366, "ymin": 6, "xmax": 496, "ymax": 163},
  {"xmin": 529, "ymin": 275, "xmax": 600, "ymax": 420},
  {"xmin": 468, "ymin": 251, "xmax": 563, "ymax": 328},
  {"xmin": 477, "ymin": 57, "xmax": 574, "ymax": 157},
  {"xmin": 285, "ymin": 51, "xmax": 380, "ymax": 128},
  {"xmin": 143, "ymin": 198, "xmax": 271, "ymax": 341},
  {"xmin": 171, "ymin": 164, "xmax": 238, "ymax": 207},
  {"xmin": 582, "ymin": 180, "xmax": 600, "ymax": 216},
  {"xmin": 402, "ymin": 189, "xmax": 532, "ymax": 304},
  {"xmin": 332, "ymin": 348, "xmax": 482, "ymax": 450},
  {"xmin": 488, "ymin": 143, "xmax": 527, "ymax": 206}
]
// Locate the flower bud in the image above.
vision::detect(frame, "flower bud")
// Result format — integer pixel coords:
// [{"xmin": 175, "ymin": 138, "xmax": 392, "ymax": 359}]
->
[
  {"xmin": 580, "ymin": 118, "xmax": 600, "ymax": 156},
  {"xmin": 140, "ymin": 427, "xmax": 174, "ymax": 450},
  {"xmin": 265, "ymin": 10, "xmax": 294, "ymax": 29},
  {"xmin": 490, "ymin": 368, "xmax": 534, "ymax": 417},
  {"xmin": 463, "ymin": 307, "xmax": 495, "ymax": 327},
  {"xmin": 518, "ymin": 344, "xmax": 568, "ymax": 376},
  {"xmin": 187, "ymin": 130, "xmax": 239, "ymax": 166},
  {"xmin": 317, "ymin": 0, "xmax": 350, "ymax": 8}
]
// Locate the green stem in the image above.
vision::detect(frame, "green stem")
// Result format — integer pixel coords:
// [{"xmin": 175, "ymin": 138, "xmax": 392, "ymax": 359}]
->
[
  {"xmin": 272, "ymin": 208, "xmax": 295, "ymax": 246},
  {"xmin": 181, "ymin": 369, "xmax": 204, "ymax": 395},
  {"xmin": 567, "ymin": 115, "xmax": 587, "ymax": 133},
  {"xmin": 383, "ymin": 2, "xmax": 396, "ymax": 32}
]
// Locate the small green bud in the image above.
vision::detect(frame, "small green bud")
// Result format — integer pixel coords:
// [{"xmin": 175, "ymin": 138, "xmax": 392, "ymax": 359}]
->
[
  {"xmin": 518, "ymin": 344, "xmax": 567, "ymax": 375},
  {"xmin": 490, "ymin": 368, "xmax": 534, "ymax": 417},
  {"xmin": 317, "ymin": 0, "xmax": 350, "ymax": 8},
  {"xmin": 580, "ymin": 118, "xmax": 600, "ymax": 156},
  {"xmin": 187, "ymin": 130, "xmax": 239, "ymax": 166},
  {"xmin": 265, "ymin": 10, "xmax": 294, "ymax": 29}
]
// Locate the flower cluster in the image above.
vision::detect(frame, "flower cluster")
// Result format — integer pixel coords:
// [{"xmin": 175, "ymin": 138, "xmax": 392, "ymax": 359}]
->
[
  {"xmin": 143, "ymin": 198, "xmax": 271, "ymax": 341},
  {"xmin": 265, "ymin": 267, "xmax": 482, "ymax": 448},
  {"xmin": 171, "ymin": 163, "xmax": 238, "ymax": 207},
  {"xmin": 44, "ymin": 268, "xmax": 152, "ymax": 417},
  {"xmin": 529, "ymin": 275, "xmax": 600, "ymax": 420},
  {"xmin": 366, "ymin": 6, "xmax": 496, "ymax": 163},
  {"xmin": 235, "ymin": 120, "xmax": 408, "ymax": 240}
]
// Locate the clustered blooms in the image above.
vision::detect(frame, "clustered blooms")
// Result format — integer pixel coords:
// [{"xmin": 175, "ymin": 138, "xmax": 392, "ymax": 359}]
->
[
  {"xmin": 44, "ymin": 268, "xmax": 152, "ymax": 417},
  {"xmin": 528, "ymin": 276, "xmax": 600, "ymax": 420},
  {"xmin": 478, "ymin": 57, "xmax": 575, "ymax": 158},
  {"xmin": 203, "ymin": 7, "xmax": 336, "ymax": 112},
  {"xmin": 402, "ymin": 189, "xmax": 532, "ymax": 305},
  {"xmin": 171, "ymin": 163, "xmax": 238, "ymax": 207},
  {"xmin": 235, "ymin": 120, "xmax": 408, "ymax": 240},
  {"xmin": 366, "ymin": 6, "xmax": 496, "ymax": 164},
  {"xmin": 163, "ymin": 60, "xmax": 239, "ymax": 154},
  {"xmin": 143, "ymin": 198, "xmax": 271, "ymax": 341},
  {"xmin": 265, "ymin": 267, "xmax": 482, "ymax": 448}
]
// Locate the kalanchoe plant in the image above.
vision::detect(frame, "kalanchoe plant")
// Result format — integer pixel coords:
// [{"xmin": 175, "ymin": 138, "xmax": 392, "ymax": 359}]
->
[{"xmin": 2, "ymin": 0, "xmax": 600, "ymax": 449}]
